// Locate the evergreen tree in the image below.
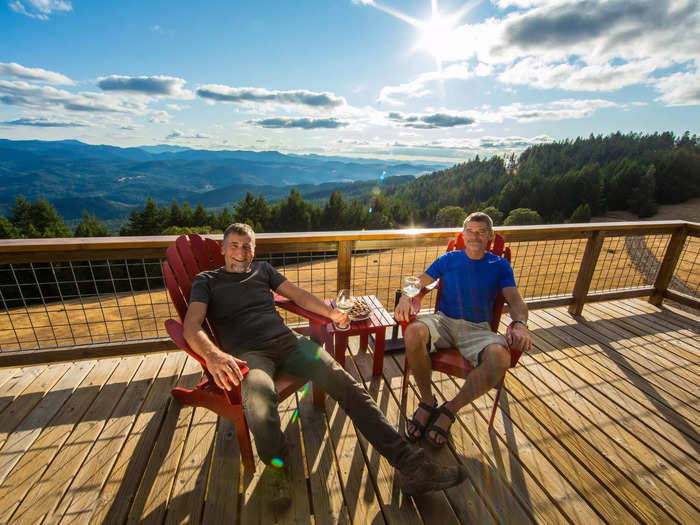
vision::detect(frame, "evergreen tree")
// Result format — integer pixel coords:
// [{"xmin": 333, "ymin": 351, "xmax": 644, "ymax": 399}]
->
[
  {"xmin": 568, "ymin": 203, "xmax": 591, "ymax": 223},
  {"xmin": 192, "ymin": 203, "xmax": 211, "ymax": 227},
  {"xmin": 9, "ymin": 197, "xmax": 71, "ymax": 238},
  {"xmin": 120, "ymin": 197, "xmax": 167, "ymax": 235},
  {"xmin": 321, "ymin": 191, "xmax": 347, "ymax": 230},
  {"xmin": 629, "ymin": 165, "xmax": 658, "ymax": 218},
  {"xmin": 0, "ymin": 215, "xmax": 18, "ymax": 239},
  {"xmin": 74, "ymin": 210, "xmax": 109, "ymax": 237}
]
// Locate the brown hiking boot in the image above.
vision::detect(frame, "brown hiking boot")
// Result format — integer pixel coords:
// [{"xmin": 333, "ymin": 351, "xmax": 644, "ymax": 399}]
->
[
  {"xmin": 260, "ymin": 464, "xmax": 292, "ymax": 512},
  {"xmin": 398, "ymin": 449, "xmax": 467, "ymax": 496}
]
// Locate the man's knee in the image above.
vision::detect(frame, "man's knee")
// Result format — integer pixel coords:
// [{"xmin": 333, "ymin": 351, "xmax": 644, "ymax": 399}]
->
[
  {"xmin": 242, "ymin": 369, "xmax": 278, "ymax": 408},
  {"xmin": 404, "ymin": 321, "xmax": 429, "ymax": 352},
  {"xmin": 482, "ymin": 344, "xmax": 511, "ymax": 378}
]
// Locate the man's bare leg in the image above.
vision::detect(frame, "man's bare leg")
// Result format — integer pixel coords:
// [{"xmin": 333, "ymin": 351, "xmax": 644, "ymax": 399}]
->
[
  {"xmin": 428, "ymin": 343, "xmax": 510, "ymax": 445},
  {"xmin": 404, "ymin": 321, "xmax": 436, "ymax": 438}
]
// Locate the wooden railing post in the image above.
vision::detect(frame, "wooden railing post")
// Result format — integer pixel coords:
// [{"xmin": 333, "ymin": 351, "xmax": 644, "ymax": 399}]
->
[
  {"xmin": 337, "ymin": 240, "xmax": 353, "ymax": 291},
  {"xmin": 649, "ymin": 226, "xmax": 687, "ymax": 306},
  {"xmin": 568, "ymin": 230, "xmax": 605, "ymax": 315}
]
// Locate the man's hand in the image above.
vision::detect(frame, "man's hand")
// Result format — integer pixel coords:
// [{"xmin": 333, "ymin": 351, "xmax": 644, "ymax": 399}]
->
[
  {"xmin": 394, "ymin": 295, "xmax": 418, "ymax": 323},
  {"xmin": 328, "ymin": 307, "xmax": 349, "ymax": 326},
  {"xmin": 506, "ymin": 323, "xmax": 532, "ymax": 353},
  {"xmin": 204, "ymin": 348, "xmax": 248, "ymax": 391}
]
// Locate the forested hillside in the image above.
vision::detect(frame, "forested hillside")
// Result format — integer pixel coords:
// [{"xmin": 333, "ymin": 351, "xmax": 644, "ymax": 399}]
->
[{"xmin": 1, "ymin": 131, "xmax": 698, "ymax": 238}]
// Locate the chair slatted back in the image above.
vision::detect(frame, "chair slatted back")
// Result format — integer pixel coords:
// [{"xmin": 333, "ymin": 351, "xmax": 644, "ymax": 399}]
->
[
  {"xmin": 163, "ymin": 233, "xmax": 224, "ymax": 345},
  {"xmin": 433, "ymin": 232, "xmax": 511, "ymax": 333}
]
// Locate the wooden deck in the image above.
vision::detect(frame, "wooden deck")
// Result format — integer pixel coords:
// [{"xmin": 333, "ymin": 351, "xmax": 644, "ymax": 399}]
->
[{"xmin": 0, "ymin": 298, "xmax": 698, "ymax": 524}]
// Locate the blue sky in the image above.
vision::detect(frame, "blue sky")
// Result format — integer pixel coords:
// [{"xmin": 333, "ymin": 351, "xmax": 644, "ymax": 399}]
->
[{"xmin": 1, "ymin": 0, "xmax": 698, "ymax": 161}]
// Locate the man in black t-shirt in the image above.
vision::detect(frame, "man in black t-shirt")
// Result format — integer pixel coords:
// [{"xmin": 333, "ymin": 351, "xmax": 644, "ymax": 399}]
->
[{"xmin": 184, "ymin": 223, "xmax": 466, "ymax": 511}]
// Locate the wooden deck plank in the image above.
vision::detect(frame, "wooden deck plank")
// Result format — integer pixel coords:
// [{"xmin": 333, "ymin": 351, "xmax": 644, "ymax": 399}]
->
[
  {"xmin": 538, "ymin": 309, "xmax": 700, "ymax": 451},
  {"xmin": 297, "ymin": 381, "xmax": 351, "ymax": 524},
  {"xmin": 0, "ymin": 366, "xmax": 48, "ymax": 416},
  {"xmin": 0, "ymin": 360, "xmax": 94, "ymax": 487},
  {"xmin": 200, "ymin": 418, "xmax": 242, "ymax": 524},
  {"xmin": 583, "ymin": 302, "xmax": 700, "ymax": 383},
  {"xmin": 592, "ymin": 301, "xmax": 700, "ymax": 362},
  {"xmin": 537, "ymin": 308, "xmax": 700, "ymax": 413},
  {"xmin": 0, "ymin": 358, "xmax": 119, "ymax": 523},
  {"xmin": 512, "ymin": 352, "xmax": 699, "ymax": 522},
  {"xmin": 468, "ymin": 384, "xmax": 604, "ymax": 525},
  {"xmin": 127, "ymin": 356, "xmax": 202, "ymax": 525},
  {"xmin": 541, "ymin": 308, "xmax": 700, "ymax": 403},
  {"xmin": 507, "ymin": 365, "xmax": 674, "ymax": 523},
  {"xmin": 10, "ymin": 356, "xmax": 144, "ymax": 524},
  {"xmin": 0, "ymin": 364, "xmax": 70, "ymax": 451},
  {"xmin": 90, "ymin": 352, "xmax": 188, "ymax": 524},
  {"xmin": 164, "ymin": 406, "xmax": 217, "ymax": 525},
  {"xmin": 52, "ymin": 354, "xmax": 166, "ymax": 524},
  {"xmin": 532, "ymin": 310, "xmax": 700, "ymax": 431}
]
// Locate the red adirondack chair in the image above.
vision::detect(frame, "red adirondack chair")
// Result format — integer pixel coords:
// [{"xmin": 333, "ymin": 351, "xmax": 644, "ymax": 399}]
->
[
  {"xmin": 162, "ymin": 234, "xmax": 331, "ymax": 472},
  {"xmin": 400, "ymin": 232, "xmax": 523, "ymax": 431}
]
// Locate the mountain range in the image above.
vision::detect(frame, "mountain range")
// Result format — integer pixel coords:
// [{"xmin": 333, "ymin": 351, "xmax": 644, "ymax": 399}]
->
[{"xmin": 0, "ymin": 139, "xmax": 449, "ymax": 220}]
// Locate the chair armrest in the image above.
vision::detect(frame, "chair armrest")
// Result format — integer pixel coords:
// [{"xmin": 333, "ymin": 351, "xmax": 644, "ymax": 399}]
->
[
  {"xmin": 165, "ymin": 319, "xmax": 208, "ymax": 368},
  {"xmin": 274, "ymin": 295, "xmax": 331, "ymax": 325}
]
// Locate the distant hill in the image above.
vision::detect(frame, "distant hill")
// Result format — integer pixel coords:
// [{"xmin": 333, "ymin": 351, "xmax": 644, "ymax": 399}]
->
[{"xmin": 0, "ymin": 139, "xmax": 449, "ymax": 219}]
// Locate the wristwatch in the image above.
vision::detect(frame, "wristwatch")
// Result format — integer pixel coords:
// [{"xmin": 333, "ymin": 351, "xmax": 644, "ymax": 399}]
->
[{"xmin": 509, "ymin": 319, "xmax": 528, "ymax": 330}]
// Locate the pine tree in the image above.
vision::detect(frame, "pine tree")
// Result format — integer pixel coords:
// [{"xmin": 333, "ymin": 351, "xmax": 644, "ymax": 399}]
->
[{"xmin": 75, "ymin": 210, "xmax": 109, "ymax": 237}]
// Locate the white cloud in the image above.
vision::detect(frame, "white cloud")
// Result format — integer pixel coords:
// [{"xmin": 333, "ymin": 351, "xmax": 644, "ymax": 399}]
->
[
  {"xmin": 0, "ymin": 115, "xmax": 88, "ymax": 127},
  {"xmin": 166, "ymin": 129, "xmax": 211, "ymax": 139},
  {"xmin": 197, "ymin": 85, "xmax": 346, "ymax": 109},
  {"xmin": 148, "ymin": 110, "xmax": 172, "ymax": 123},
  {"xmin": 384, "ymin": 1, "xmax": 699, "ymax": 100},
  {"xmin": 0, "ymin": 79, "xmax": 145, "ymax": 114},
  {"xmin": 498, "ymin": 57, "xmax": 663, "ymax": 91},
  {"xmin": 0, "ymin": 62, "xmax": 74, "ymax": 85},
  {"xmin": 378, "ymin": 62, "xmax": 490, "ymax": 105},
  {"xmin": 652, "ymin": 70, "xmax": 700, "ymax": 106},
  {"xmin": 97, "ymin": 75, "xmax": 193, "ymax": 99},
  {"xmin": 9, "ymin": 0, "xmax": 72, "ymax": 20}
]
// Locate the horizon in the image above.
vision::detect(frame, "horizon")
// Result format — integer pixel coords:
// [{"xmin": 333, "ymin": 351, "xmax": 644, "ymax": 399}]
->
[{"xmin": 1, "ymin": 1, "xmax": 699, "ymax": 163}]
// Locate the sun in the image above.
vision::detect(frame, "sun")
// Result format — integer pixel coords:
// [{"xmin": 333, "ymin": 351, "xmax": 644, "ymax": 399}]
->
[{"xmin": 416, "ymin": 10, "xmax": 462, "ymax": 65}]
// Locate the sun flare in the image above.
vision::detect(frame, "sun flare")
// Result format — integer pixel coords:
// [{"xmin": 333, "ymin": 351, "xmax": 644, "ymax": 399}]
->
[{"xmin": 416, "ymin": 11, "xmax": 461, "ymax": 64}]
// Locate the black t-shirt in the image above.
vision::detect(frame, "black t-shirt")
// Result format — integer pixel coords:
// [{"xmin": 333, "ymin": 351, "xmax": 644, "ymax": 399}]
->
[{"xmin": 189, "ymin": 261, "xmax": 291, "ymax": 354}]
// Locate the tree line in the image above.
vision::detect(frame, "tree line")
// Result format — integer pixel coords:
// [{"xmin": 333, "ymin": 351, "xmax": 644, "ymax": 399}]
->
[{"xmin": 1, "ymin": 131, "xmax": 698, "ymax": 239}]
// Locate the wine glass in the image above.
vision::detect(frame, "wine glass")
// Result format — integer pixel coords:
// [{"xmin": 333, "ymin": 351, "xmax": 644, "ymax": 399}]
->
[
  {"xmin": 403, "ymin": 276, "xmax": 421, "ymax": 298},
  {"xmin": 334, "ymin": 288, "xmax": 354, "ymax": 331}
]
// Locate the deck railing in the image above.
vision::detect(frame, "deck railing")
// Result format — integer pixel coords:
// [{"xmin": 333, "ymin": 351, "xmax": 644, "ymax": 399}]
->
[{"xmin": 1, "ymin": 221, "xmax": 698, "ymax": 365}]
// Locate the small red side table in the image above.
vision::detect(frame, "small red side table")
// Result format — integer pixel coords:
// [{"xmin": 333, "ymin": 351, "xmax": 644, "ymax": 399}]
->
[{"xmin": 326, "ymin": 295, "xmax": 396, "ymax": 376}]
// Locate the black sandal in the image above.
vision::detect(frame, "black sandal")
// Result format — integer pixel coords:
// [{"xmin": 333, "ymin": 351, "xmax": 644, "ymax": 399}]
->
[
  {"xmin": 425, "ymin": 402, "xmax": 456, "ymax": 448},
  {"xmin": 405, "ymin": 398, "xmax": 438, "ymax": 443}
]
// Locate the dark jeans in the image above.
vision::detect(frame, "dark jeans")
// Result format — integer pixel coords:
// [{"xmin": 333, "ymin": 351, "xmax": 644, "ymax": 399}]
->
[{"xmin": 238, "ymin": 331, "xmax": 414, "ymax": 469}]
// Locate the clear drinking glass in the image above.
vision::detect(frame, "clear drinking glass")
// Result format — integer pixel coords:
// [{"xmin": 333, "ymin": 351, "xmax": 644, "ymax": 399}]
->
[
  {"xmin": 403, "ymin": 276, "xmax": 421, "ymax": 298},
  {"xmin": 334, "ymin": 288, "xmax": 354, "ymax": 331}
]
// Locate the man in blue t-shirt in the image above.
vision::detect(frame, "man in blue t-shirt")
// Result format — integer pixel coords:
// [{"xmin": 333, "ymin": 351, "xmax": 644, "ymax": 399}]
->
[{"xmin": 395, "ymin": 212, "xmax": 532, "ymax": 447}]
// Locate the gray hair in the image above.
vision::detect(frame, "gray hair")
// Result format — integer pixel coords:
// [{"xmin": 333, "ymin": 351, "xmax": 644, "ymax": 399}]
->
[
  {"xmin": 463, "ymin": 212, "xmax": 493, "ymax": 236},
  {"xmin": 223, "ymin": 222, "xmax": 256, "ymax": 244}
]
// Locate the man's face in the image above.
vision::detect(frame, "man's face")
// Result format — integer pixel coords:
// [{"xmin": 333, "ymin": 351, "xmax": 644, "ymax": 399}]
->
[
  {"xmin": 221, "ymin": 232, "xmax": 255, "ymax": 273},
  {"xmin": 463, "ymin": 220, "xmax": 492, "ymax": 258}
]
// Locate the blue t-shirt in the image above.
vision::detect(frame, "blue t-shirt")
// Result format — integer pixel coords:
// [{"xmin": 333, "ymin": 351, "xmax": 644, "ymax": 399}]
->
[{"xmin": 425, "ymin": 250, "xmax": 516, "ymax": 324}]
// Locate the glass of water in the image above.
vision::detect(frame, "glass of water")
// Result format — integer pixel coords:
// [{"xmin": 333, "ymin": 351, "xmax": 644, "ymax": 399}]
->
[
  {"xmin": 403, "ymin": 276, "xmax": 421, "ymax": 298},
  {"xmin": 334, "ymin": 288, "xmax": 353, "ymax": 331}
]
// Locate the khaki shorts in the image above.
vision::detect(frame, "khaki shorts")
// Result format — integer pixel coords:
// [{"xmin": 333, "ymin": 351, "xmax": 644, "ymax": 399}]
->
[{"xmin": 415, "ymin": 311, "xmax": 507, "ymax": 368}]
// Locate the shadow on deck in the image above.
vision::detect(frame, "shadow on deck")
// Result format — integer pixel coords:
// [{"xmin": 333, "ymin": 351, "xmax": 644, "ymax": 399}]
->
[{"xmin": 0, "ymin": 299, "xmax": 698, "ymax": 524}]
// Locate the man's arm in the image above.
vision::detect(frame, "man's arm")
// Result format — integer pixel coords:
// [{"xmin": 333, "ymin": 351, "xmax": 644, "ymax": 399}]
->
[
  {"xmin": 394, "ymin": 272, "xmax": 436, "ymax": 323},
  {"xmin": 183, "ymin": 301, "xmax": 247, "ymax": 391},
  {"xmin": 276, "ymin": 280, "xmax": 348, "ymax": 325},
  {"xmin": 502, "ymin": 286, "xmax": 532, "ymax": 352}
]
